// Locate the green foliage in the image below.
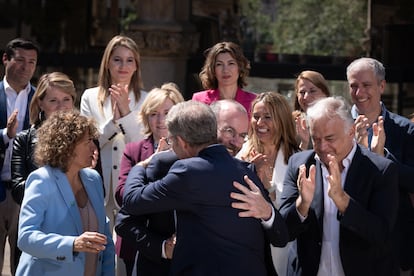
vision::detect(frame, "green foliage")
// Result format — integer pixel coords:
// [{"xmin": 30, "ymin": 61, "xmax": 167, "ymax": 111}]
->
[
  {"xmin": 239, "ymin": 0, "xmax": 274, "ymax": 51},
  {"xmin": 240, "ymin": 0, "xmax": 368, "ymax": 56},
  {"xmin": 120, "ymin": 11, "xmax": 138, "ymax": 32}
]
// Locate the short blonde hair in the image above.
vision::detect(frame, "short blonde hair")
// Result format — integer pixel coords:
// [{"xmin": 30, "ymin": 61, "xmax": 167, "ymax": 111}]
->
[{"xmin": 139, "ymin": 82, "xmax": 184, "ymax": 137}]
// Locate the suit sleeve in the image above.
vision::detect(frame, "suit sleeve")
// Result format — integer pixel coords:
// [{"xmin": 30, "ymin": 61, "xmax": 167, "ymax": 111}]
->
[
  {"xmin": 244, "ymin": 164, "xmax": 289, "ymax": 247},
  {"xmin": 389, "ymin": 133, "xmax": 414, "ymax": 193},
  {"xmin": 115, "ymin": 210, "xmax": 167, "ymax": 264},
  {"xmin": 340, "ymin": 160, "xmax": 399, "ymax": 244},
  {"xmin": 11, "ymin": 131, "xmax": 30, "ymax": 204},
  {"xmin": 122, "ymin": 163, "xmax": 190, "ymax": 215},
  {"xmin": 80, "ymin": 92, "xmax": 118, "ymax": 149},
  {"xmin": 18, "ymin": 172, "xmax": 76, "ymax": 262},
  {"xmin": 278, "ymin": 157, "xmax": 314, "ymax": 240},
  {"xmin": 117, "ymin": 151, "xmax": 179, "ymax": 263},
  {"xmin": 115, "ymin": 143, "xmax": 136, "ymax": 206}
]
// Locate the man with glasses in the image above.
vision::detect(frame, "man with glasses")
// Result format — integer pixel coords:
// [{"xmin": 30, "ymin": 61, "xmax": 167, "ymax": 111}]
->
[
  {"xmin": 210, "ymin": 99, "xmax": 248, "ymax": 156},
  {"xmin": 119, "ymin": 100, "xmax": 287, "ymax": 275},
  {"xmin": 116, "ymin": 100, "xmax": 287, "ymax": 275}
]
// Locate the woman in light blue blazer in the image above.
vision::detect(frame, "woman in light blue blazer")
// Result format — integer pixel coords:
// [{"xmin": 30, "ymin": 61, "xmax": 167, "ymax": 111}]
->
[{"xmin": 16, "ymin": 110, "xmax": 115, "ymax": 276}]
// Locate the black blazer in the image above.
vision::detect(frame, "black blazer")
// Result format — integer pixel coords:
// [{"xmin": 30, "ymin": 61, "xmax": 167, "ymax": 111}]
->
[
  {"xmin": 381, "ymin": 108, "xmax": 414, "ymax": 269},
  {"xmin": 279, "ymin": 145, "xmax": 399, "ymax": 276}
]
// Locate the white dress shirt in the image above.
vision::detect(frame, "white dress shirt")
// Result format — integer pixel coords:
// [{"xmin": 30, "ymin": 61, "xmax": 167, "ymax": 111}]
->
[
  {"xmin": 316, "ymin": 142, "xmax": 356, "ymax": 276},
  {"xmin": 1, "ymin": 77, "xmax": 30, "ymax": 180}
]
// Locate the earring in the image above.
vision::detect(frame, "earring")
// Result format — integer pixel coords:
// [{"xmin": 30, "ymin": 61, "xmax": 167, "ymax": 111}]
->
[{"xmin": 39, "ymin": 110, "xmax": 45, "ymax": 122}]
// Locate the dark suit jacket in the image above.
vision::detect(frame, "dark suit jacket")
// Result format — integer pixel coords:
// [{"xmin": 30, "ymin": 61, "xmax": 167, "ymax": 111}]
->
[
  {"xmin": 0, "ymin": 81, "xmax": 35, "ymax": 202},
  {"xmin": 121, "ymin": 144, "xmax": 288, "ymax": 276},
  {"xmin": 279, "ymin": 145, "xmax": 399, "ymax": 276},
  {"xmin": 381, "ymin": 108, "xmax": 414, "ymax": 269},
  {"xmin": 115, "ymin": 138, "xmax": 176, "ymax": 275}
]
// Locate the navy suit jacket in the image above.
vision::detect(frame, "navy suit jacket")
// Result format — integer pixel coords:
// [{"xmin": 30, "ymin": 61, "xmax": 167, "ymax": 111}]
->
[
  {"xmin": 279, "ymin": 145, "xmax": 399, "ymax": 276},
  {"xmin": 0, "ymin": 81, "xmax": 35, "ymax": 201},
  {"xmin": 115, "ymin": 150, "xmax": 177, "ymax": 275},
  {"xmin": 122, "ymin": 144, "xmax": 288, "ymax": 276},
  {"xmin": 380, "ymin": 108, "xmax": 414, "ymax": 269}
]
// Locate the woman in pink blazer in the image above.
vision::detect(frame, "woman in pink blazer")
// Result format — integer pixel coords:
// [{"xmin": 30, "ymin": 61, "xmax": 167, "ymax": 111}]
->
[{"xmin": 192, "ymin": 41, "xmax": 256, "ymax": 117}]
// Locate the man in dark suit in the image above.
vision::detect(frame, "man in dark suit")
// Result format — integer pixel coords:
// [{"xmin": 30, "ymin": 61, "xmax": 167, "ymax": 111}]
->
[
  {"xmin": 0, "ymin": 38, "xmax": 39, "ymax": 275},
  {"xmin": 120, "ymin": 100, "xmax": 288, "ymax": 276},
  {"xmin": 115, "ymin": 149, "xmax": 177, "ymax": 276},
  {"xmin": 279, "ymin": 97, "xmax": 399, "ymax": 276},
  {"xmin": 347, "ymin": 57, "xmax": 414, "ymax": 274},
  {"xmin": 115, "ymin": 99, "xmax": 253, "ymax": 275}
]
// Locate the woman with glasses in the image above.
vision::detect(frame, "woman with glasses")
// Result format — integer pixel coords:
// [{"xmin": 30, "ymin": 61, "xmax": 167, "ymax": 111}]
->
[
  {"xmin": 114, "ymin": 82, "xmax": 183, "ymax": 276},
  {"xmin": 237, "ymin": 91, "xmax": 299, "ymax": 276}
]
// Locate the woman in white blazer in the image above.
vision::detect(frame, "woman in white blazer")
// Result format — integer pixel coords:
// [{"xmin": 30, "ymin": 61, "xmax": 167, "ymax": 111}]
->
[
  {"xmin": 80, "ymin": 35, "xmax": 147, "ymax": 233},
  {"xmin": 16, "ymin": 111, "xmax": 115, "ymax": 276}
]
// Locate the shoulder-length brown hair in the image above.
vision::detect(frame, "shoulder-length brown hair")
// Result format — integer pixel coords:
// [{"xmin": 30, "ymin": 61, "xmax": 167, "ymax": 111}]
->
[
  {"xmin": 293, "ymin": 70, "xmax": 330, "ymax": 111},
  {"xmin": 97, "ymin": 35, "xmax": 144, "ymax": 111},
  {"xmin": 199, "ymin": 41, "xmax": 250, "ymax": 90}
]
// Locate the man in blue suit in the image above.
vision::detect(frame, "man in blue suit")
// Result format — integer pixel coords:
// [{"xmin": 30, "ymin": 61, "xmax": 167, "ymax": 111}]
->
[
  {"xmin": 0, "ymin": 38, "xmax": 39, "ymax": 275},
  {"xmin": 279, "ymin": 97, "xmax": 399, "ymax": 275},
  {"xmin": 347, "ymin": 57, "xmax": 414, "ymax": 274},
  {"xmin": 121, "ymin": 100, "xmax": 288, "ymax": 276}
]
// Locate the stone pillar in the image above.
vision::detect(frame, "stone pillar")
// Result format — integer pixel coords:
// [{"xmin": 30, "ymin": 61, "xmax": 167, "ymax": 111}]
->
[{"xmin": 125, "ymin": 0, "xmax": 199, "ymax": 95}]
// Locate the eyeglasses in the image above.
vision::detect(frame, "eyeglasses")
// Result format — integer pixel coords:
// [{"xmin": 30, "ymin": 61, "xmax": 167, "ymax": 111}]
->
[
  {"xmin": 165, "ymin": 136, "xmax": 173, "ymax": 146},
  {"xmin": 219, "ymin": 126, "xmax": 248, "ymax": 141}
]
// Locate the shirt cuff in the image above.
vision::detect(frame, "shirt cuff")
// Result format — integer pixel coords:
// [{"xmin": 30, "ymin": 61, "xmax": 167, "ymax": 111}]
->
[
  {"xmin": 261, "ymin": 206, "xmax": 275, "ymax": 229},
  {"xmin": 296, "ymin": 208, "xmax": 307, "ymax": 222},
  {"xmin": 161, "ymin": 240, "xmax": 167, "ymax": 259},
  {"xmin": 2, "ymin": 128, "xmax": 10, "ymax": 143}
]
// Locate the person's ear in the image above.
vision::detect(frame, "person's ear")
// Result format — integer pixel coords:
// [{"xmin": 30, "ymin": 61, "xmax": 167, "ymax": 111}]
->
[
  {"xmin": 348, "ymin": 124, "xmax": 356, "ymax": 138},
  {"xmin": 176, "ymin": 136, "xmax": 187, "ymax": 149},
  {"xmin": 379, "ymin": 79, "xmax": 386, "ymax": 95}
]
